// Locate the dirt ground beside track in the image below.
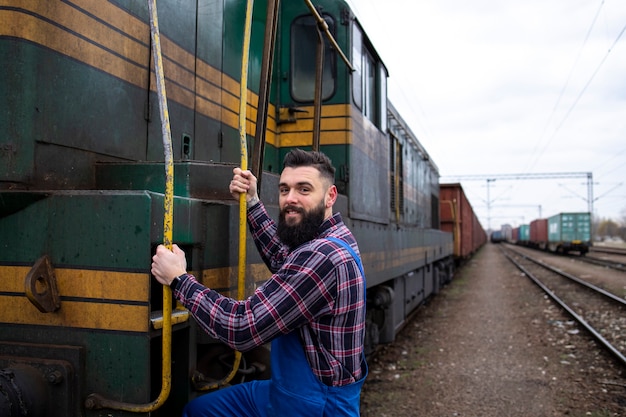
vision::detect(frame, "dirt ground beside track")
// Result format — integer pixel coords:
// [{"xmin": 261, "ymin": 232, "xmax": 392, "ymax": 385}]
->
[{"xmin": 360, "ymin": 243, "xmax": 626, "ymax": 417}]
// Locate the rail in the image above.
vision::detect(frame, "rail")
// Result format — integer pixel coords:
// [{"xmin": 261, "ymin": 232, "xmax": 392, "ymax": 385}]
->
[
  {"xmin": 251, "ymin": 0, "xmax": 281, "ymax": 190},
  {"xmin": 500, "ymin": 246, "xmax": 626, "ymax": 367}
]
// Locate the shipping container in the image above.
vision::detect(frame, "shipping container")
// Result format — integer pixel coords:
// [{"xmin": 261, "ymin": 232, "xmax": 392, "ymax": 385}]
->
[
  {"xmin": 439, "ymin": 183, "xmax": 487, "ymax": 259},
  {"xmin": 501, "ymin": 224, "xmax": 513, "ymax": 242},
  {"xmin": 529, "ymin": 218, "xmax": 548, "ymax": 249},
  {"xmin": 547, "ymin": 212, "xmax": 592, "ymax": 254},
  {"xmin": 490, "ymin": 230, "xmax": 503, "ymax": 243},
  {"xmin": 518, "ymin": 224, "xmax": 530, "ymax": 243}
]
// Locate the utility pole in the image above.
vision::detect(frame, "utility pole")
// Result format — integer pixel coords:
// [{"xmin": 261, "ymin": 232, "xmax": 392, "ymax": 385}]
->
[{"xmin": 486, "ymin": 178, "xmax": 494, "ymax": 230}]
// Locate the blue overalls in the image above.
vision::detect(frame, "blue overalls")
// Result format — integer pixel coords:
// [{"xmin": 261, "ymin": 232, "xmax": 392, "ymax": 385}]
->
[{"xmin": 183, "ymin": 237, "xmax": 367, "ymax": 417}]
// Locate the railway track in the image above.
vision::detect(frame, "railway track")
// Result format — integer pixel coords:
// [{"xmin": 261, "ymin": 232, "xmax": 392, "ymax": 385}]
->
[
  {"xmin": 578, "ymin": 254, "xmax": 626, "ymax": 272},
  {"xmin": 590, "ymin": 246, "xmax": 626, "ymax": 256},
  {"xmin": 501, "ymin": 246, "xmax": 626, "ymax": 368},
  {"xmin": 583, "ymin": 246, "xmax": 626, "ymax": 272}
]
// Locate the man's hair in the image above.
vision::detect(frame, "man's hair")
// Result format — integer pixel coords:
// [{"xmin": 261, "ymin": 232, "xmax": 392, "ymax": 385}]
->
[{"xmin": 283, "ymin": 149, "xmax": 335, "ymax": 185}]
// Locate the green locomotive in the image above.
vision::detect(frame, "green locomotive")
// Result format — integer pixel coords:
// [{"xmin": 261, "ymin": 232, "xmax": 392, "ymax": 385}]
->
[{"xmin": 0, "ymin": 1, "xmax": 453, "ymax": 415}]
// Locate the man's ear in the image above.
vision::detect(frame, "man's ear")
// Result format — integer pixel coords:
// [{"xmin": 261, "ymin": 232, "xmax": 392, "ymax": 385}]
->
[{"xmin": 326, "ymin": 185, "xmax": 338, "ymax": 208}]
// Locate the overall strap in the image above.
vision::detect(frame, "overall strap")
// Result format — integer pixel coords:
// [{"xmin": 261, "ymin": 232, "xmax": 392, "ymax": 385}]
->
[
  {"xmin": 326, "ymin": 236, "xmax": 368, "ymax": 377},
  {"xmin": 325, "ymin": 237, "xmax": 365, "ymax": 280}
]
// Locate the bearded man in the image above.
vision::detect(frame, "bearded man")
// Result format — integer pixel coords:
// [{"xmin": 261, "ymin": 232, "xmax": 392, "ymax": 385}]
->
[{"xmin": 151, "ymin": 149, "xmax": 367, "ymax": 417}]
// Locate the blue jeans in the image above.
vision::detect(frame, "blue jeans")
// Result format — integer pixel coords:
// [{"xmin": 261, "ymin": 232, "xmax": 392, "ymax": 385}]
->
[{"xmin": 183, "ymin": 380, "xmax": 270, "ymax": 417}]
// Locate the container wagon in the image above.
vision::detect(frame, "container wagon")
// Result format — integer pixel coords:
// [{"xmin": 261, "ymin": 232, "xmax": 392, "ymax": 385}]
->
[
  {"xmin": 501, "ymin": 224, "xmax": 513, "ymax": 242},
  {"xmin": 490, "ymin": 230, "xmax": 503, "ymax": 243},
  {"xmin": 439, "ymin": 183, "xmax": 487, "ymax": 261},
  {"xmin": 547, "ymin": 212, "xmax": 592, "ymax": 254},
  {"xmin": 529, "ymin": 218, "xmax": 548, "ymax": 250},
  {"xmin": 518, "ymin": 224, "xmax": 530, "ymax": 245},
  {"xmin": 511, "ymin": 227, "xmax": 519, "ymax": 244}
]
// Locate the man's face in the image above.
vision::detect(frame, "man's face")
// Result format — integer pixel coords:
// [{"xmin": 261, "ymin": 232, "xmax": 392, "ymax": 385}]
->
[{"xmin": 276, "ymin": 166, "xmax": 337, "ymax": 247}]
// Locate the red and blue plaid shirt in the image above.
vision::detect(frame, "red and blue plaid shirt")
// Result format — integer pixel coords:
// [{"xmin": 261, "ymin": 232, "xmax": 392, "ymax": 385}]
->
[{"xmin": 173, "ymin": 201, "xmax": 366, "ymax": 386}]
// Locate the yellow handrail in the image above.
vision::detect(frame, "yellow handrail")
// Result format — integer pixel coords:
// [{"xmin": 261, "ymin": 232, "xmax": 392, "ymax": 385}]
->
[
  {"xmin": 200, "ymin": 0, "xmax": 254, "ymax": 391},
  {"xmin": 85, "ymin": 0, "xmax": 173, "ymax": 411}
]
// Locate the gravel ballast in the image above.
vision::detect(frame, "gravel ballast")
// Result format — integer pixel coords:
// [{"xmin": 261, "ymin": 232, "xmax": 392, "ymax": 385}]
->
[{"xmin": 360, "ymin": 243, "xmax": 626, "ymax": 416}]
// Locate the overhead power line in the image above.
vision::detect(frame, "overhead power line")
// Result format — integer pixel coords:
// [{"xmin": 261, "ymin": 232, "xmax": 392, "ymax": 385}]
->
[{"xmin": 442, "ymin": 172, "xmax": 592, "ymax": 181}]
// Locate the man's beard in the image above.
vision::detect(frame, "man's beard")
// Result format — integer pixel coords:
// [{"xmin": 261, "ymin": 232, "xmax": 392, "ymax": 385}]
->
[{"xmin": 277, "ymin": 201, "xmax": 326, "ymax": 249}]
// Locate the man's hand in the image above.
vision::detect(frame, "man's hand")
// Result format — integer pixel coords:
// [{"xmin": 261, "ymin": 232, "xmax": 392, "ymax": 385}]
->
[
  {"xmin": 229, "ymin": 167, "xmax": 259, "ymax": 206},
  {"xmin": 151, "ymin": 244, "xmax": 188, "ymax": 286}
]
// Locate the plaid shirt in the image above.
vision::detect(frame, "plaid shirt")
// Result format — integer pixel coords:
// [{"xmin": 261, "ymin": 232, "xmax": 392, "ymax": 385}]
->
[{"xmin": 173, "ymin": 201, "xmax": 366, "ymax": 386}]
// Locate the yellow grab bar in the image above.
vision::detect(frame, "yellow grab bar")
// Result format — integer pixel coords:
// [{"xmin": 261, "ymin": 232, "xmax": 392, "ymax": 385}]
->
[
  {"xmin": 85, "ymin": 0, "xmax": 174, "ymax": 411},
  {"xmin": 199, "ymin": 0, "xmax": 254, "ymax": 391}
]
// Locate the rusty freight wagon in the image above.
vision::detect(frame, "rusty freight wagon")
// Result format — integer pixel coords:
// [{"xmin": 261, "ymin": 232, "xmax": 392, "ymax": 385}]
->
[
  {"xmin": 439, "ymin": 183, "xmax": 486, "ymax": 261},
  {"xmin": 529, "ymin": 218, "xmax": 548, "ymax": 250}
]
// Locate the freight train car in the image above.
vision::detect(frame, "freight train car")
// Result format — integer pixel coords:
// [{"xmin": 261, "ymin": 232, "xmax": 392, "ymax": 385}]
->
[
  {"xmin": 518, "ymin": 224, "xmax": 530, "ymax": 245},
  {"xmin": 439, "ymin": 183, "xmax": 487, "ymax": 261},
  {"xmin": 501, "ymin": 224, "xmax": 513, "ymax": 242},
  {"xmin": 490, "ymin": 230, "xmax": 504, "ymax": 243},
  {"xmin": 511, "ymin": 226, "xmax": 519, "ymax": 244},
  {"xmin": 0, "ymin": 1, "xmax": 454, "ymax": 416},
  {"xmin": 529, "ymin": 218, "xmax": 548, "ymax": 250},
  {"xmin": 498, "ymin": 212, "xmax": 591, "ymax": 255},
  {"xmin": 547, "ymin": 212, "xmax": 592, "ymax": 254}
]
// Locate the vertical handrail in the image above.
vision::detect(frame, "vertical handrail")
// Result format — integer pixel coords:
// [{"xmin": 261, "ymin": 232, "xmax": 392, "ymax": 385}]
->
[
  {"xmin": 251, "ymin": 0, "xmax": 281, "ymax": 191},
  {"xmin": 199, "ymin": 0, "xmax": 254, "ymax": 391},
  {"xmin": 151, "ymin": 0, "xmax": 175, "ymax": 404},
  {"xmin": 85, "ymin": 0, "xmax": 173, "ymax": 410},
  {"xmin": 312, "ymin": 24, "xmax": 324, "ymax": 151}
]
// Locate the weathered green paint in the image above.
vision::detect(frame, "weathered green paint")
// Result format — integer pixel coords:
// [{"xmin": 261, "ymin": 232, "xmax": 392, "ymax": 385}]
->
[{"xmin": 0, "ymin": 192, "xmax": 153, "ymax": 269}]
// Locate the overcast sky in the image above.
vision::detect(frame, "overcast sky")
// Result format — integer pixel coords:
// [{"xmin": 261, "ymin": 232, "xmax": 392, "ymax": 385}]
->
[{"xmin": 347, "ymin": 0, "xmax": 626, "ymax": 230}]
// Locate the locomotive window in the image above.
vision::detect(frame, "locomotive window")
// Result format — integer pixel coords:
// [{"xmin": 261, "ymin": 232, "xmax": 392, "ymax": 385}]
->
[
  {"xmin": 352, "ymin": 25, "xmax": 363, "ymax": 110},
  {"xmin": 291, "ymin": 15, "xmax": 336, "ymax": 102},
  {"xmin": 352, "ymin": 22, "xmax": 388, "ymax": 129},
  {"xmin": 379, "ymin": 64, "xmax": 387, "ymax": 131},
  {"xmin": 363, "ymin": 53, "xmax": 375, "ymax": 121},
  {"xmin": 389, "ymin": 133, "xmax": 404, "ymax": 221}
]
